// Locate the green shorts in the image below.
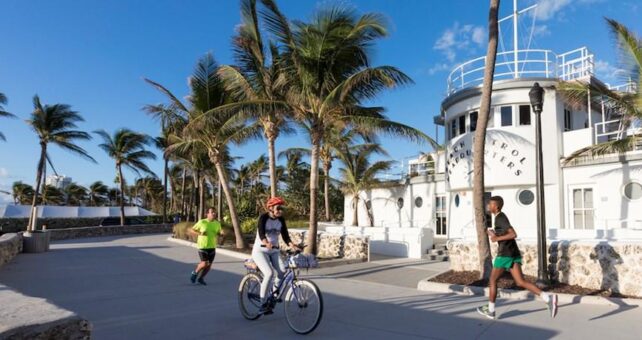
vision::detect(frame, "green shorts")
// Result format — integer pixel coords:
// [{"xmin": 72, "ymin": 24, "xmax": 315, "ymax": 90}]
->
[{"xmin": 493, "ymin": 256, "xmax": 522, "ymax": 269}]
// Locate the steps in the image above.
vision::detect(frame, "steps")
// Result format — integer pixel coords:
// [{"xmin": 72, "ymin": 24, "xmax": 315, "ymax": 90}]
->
[{"xmin": 423, "ymin": 243, "xmax": 449, "ymax": 262}]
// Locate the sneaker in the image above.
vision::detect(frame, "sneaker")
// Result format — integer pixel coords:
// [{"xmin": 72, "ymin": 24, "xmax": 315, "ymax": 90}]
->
[
  {"xmin": 190, "ymin": 271, "xmax": 197, "ymax": 284},
  {"xmin": 476, "ymin": 305, "xmax": 496, "ymax": 320},
  {"xmin": 197, "ymin": 278, "xmax": 207, "ymax": 286},
  {"xmin": 546, "ymin": 294, "xmax": 558, "ymax": 318}
]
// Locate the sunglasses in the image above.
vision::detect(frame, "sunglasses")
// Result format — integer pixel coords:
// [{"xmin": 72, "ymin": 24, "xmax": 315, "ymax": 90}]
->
[{"xmin": 275, "ymin": 206, "xmax": 285, "ymax": 211}]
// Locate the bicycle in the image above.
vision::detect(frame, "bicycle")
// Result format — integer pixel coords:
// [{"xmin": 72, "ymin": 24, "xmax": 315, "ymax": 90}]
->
[{"xmin": 238, "ymin": 246, "xmax": 323, "ymax": 334}]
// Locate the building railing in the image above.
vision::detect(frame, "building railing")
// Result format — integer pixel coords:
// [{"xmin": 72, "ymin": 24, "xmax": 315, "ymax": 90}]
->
[
  {"xmin": 378, "ymin": 156, "xmax": 439, "ymax": 181},
  {"xmin": 446, "ymin": 47, "xmax": 594, "ymax": 95}
]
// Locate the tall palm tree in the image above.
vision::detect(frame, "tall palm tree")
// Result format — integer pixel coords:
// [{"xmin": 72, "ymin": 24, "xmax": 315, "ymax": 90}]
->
[
  {"xmin": 88, "ymin": 181, "xmax": 109, "ymax": 206},
  {"xmin": 25, "ymin": 95, "xmax": 95, "ymax": 231},
  {"xmin": 336, "ymin": 143, "xmax": 392, "ymax": 226},
  {"xmin": 471, "ymin": 0, "xmax": 500, "ymax": 280},
  {"xmin": 41, "ymin": 185, "xmax": 64, "ymax": 205},
  {"xmin": 12, "ymin": 181, "xmax": 34, "ymax": 205},
  {"xmin": 64, "ymin": 183, "xmax": 88, "ymax": 206},
  {"xmin": 0, "ymin": 92, "xmax": 16, "ymax": 141},
  {"xmin": 218, "ymin": 0, "xmax": 293, "ymax": 198},
  {"xmin": 95, "ymin": 129, "xmax": 156, "ymax": 225},
  {"xmin": 560, "ymin": 18, "xmax": 642, "ymax": 162},
  {"xmin": 146, "ymin": 54, "xmax": 259, "ymax": 249},
  {"xmin": 259, "ymin": 2, "xmax": 434, "ymax": 253}
]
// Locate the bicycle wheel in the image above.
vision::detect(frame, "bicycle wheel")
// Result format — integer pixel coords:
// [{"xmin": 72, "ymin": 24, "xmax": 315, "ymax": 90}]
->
[
  {"xmin": 283, "ymin": 279, "xmax": 323, "ymax": 334},
  {"xmin": 238, "ymin": 273, "xmax": 263, "ymax": 320}
]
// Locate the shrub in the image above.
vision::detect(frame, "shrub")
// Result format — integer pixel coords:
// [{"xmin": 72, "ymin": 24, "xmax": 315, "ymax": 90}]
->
[{"xmin": 241, "ymin": 218, "xmax": 257, "ymax": 234}]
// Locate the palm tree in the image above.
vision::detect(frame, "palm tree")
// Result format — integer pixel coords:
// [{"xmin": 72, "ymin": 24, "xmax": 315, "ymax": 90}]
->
[
  {"xmin": 146, "ymin": 54, "xmax": 259, "ymax": 249},
  {"xmin": 336, "ymin": 143, "xmax": 392, "ymax": 226},
  {"xmin": 25, "ymin": 95, "xmax": 95, "ymax": 231},
  {"xmin": 0, "ymin": 92, "xmax": 16, "ymax": 141},
  {"xmin": 259, "ymin": 2, "xmax": 435, "ymax": 253},
  {"xmin": 471, "ymin": 0, "xmax": 500, "ymax": 280},
  {"xmin": 88, "ymin": 181, "xmax": 109, "ymax": 206},
  {"xmin": 560, "ymin": 18, "xmax": 642, "ymax": 162},
  {"xmin": 218, "ymin": 0, "xmax": 293, "ymax": 198},
  {"xmin": 41, "ymin": 185, "xmax": 64, "ymax": 205},
  {"xmin": 95, "ymin": 129, "xmax": 156, "ymax": 225},
  {"xmin": 64, "ymin": 183, "xmax": 88, "ymax": 205},
  {"xmin": 12, "ymin": 181, "xmax": 35, "ymax": 205}
]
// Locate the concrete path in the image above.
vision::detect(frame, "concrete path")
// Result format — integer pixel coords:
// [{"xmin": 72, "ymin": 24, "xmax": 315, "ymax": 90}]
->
[{"xmin": 1, "ymin": 234, "xmax": 641, "ymax": 339}]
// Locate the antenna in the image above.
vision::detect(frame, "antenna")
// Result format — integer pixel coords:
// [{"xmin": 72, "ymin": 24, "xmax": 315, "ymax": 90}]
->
[{"xmin": 498, "ymin": 0, "xmax": 538, "ymax": 78}]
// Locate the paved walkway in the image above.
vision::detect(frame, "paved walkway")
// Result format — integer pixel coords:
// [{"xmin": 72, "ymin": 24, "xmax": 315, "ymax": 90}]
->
[{"xmin": 1, "ymin": 234, "xmax": 641, "ymax": 339}]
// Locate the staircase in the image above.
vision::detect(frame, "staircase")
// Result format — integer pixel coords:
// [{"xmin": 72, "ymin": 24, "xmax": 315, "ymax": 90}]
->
[{"xmin": 424, "ymin": 243, "xmax": 449, "ymax": 262}]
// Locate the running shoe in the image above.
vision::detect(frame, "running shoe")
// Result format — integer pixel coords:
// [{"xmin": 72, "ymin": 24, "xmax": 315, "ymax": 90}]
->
[
  {"xmin": 190, "ymin": 271, "xmax": 197, "ymax": 284},
  {"xmin": 197, "ymin": 278, "xmax": 207, "ymax": 286},
  {"xmin": 476, "ymin": 305, "xmax": 496, "ymax": 320},
  {"xmin": 546, "ymin": 294, "xmax": 558, "ymax": 318}
]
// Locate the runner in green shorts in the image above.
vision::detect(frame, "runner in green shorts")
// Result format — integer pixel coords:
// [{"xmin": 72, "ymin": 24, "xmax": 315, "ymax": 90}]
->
[
  {"xmin": 476, "ymin": 196, "xmax": 558, "ymax": 320},
  {"xmin": 188, "ymin": 207, "xmax": 223, "ymax": 285}
]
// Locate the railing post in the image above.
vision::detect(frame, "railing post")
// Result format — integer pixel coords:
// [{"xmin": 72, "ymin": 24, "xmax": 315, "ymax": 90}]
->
[{"xmin": 544, "ymin": 51, "xmax": 549, "ymax": 77}]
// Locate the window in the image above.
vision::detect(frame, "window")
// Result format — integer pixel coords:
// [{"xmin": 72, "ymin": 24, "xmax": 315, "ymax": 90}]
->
[
  {"xmin": 519, "ymin": 105, "xmax": 531, "ymax": 126},
  {"xmin": 415, "ymin": 197, "xmax": 423, "ymax": 208},
  {"xmin": 623, "ymin": 182, "xmax": 642, "ymax": 200},
  {"xmin": 470, "ymin": 111, "xmax": 478, "ymax": 131},
  {"xmin": 500, "ymin": 106, "xmax": 513, "ymax": 126},
  {"xmin": 454, "ymin": 194, "xmax": 460, "ymax": 207},
  {"xmin": 518, "ymin": 189, "xmax": 534, "ymax": 205},
  {"xmin": 397, "ymin": 197, "xmax": 404, "ymax": 209},
  {"xmin": 572, "ymin": 188, "xmax": 594, "ymax": 229},
  {"xmin": 564, "ymin": 107, "xmax": 572, "ymax": 131},
  {"xmin": 458, "ymin": 115, "xmax": 466, "ymax": 135},
  {"xmin": 435, "ymin": 196, "xmax": 447, "ymax": 236},
  {"xmin": 450, "ymin": 119, "xmax": 457, "ymax": 138}
]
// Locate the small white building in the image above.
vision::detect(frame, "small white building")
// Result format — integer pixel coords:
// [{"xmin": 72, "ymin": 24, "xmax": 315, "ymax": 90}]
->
[
  {"xmin": 45, "ymin": 175, "xmax": 72, "ymax": 190},
  {"xmin": 338, "ymin": 13, "xmax": 642, "ymax": 259}
]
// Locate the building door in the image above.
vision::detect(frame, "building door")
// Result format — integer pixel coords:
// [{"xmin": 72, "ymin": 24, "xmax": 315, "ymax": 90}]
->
[{"xmin": 435, "ymin": 196, "xmax": 447, "ymax": 236}]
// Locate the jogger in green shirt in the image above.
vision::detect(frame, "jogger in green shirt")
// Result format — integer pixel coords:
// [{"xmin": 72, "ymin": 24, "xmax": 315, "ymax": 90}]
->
[{"xmin": 189, "ymin": 208, "xmax": 223, "ymax": 285}]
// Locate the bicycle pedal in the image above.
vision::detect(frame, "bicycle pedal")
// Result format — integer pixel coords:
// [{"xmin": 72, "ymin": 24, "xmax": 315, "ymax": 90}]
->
[{"xmin": 276, "ymin": 298, "xmax": 283, "ymax": 303}]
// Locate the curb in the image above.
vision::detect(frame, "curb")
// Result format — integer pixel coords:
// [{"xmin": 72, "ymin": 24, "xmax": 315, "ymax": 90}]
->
[
  {"xmin": 416, "ymin": 280, "xmax": 642, "ymax": 307},
  {"xmin": 166, "ymin": 237, "xmax": 251, "ymax": 260}
]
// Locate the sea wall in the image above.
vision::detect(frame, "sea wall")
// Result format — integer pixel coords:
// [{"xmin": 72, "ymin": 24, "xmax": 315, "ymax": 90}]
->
[
  {"xmin": 0, "ymin": 233, "xmax": 23, "ymax": 268},
  {"xmin": 49, "ymin": 224, "xmax": 173, "ymax": 241},
  {"xmin": 278, "ymin": 230, "xmax": 369, "ymax": 260},
  {"xmin": 0, "ymin": 216, "xmax": 164, "ymax": 234},
  {"xmin": 448, "ymin": 240, "xmax": 642, "ymax": 297}
]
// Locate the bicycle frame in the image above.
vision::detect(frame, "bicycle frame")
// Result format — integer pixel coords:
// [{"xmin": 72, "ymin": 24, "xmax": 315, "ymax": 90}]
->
[{"xmin": 270, "ymin": 255, "xmax": 304, "ymax": 305}]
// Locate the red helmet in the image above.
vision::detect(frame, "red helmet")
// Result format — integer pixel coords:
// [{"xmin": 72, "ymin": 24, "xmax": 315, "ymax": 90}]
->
[{"xmin": 266, "ymin": 196, "xmax": 286, "ymax": 208}]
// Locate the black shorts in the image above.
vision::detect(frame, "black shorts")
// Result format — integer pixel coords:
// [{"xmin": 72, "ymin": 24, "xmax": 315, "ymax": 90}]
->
[{"xmin": 198, "ymin": 248, "xmax": 216, "ymax": 263}]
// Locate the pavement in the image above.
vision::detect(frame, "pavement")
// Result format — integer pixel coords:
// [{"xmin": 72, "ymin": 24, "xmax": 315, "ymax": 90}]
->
[{"xmin": 0, "ymin": 234, "xmax": 641, "ymax": 339}]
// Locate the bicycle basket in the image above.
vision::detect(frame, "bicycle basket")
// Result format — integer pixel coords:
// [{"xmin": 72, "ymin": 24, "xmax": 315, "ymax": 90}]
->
[
  {"xmin": 243, "ymin": 259, "xmax": 258, "ymax": 271},
  {"xmin": 289, "ymin": 253, "xmax": 319, "ymax": 269}
]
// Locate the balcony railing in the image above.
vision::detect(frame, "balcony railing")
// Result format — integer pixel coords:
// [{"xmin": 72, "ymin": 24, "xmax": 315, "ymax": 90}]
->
[{"xmin": 446, "ymin": 47, "xmax": 594, "ymax": 95}]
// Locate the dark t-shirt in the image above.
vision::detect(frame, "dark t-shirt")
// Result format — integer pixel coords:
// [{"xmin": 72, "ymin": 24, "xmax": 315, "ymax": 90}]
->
[{"xmin": 486, "ymin": 212, "xmax": 521, "ymax": 258}]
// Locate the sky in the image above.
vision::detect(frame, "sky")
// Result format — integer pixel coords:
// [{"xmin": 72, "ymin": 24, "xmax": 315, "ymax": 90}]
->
[{"xmin": 0, "ymin": 0, "xmax": 640, "ymax": 204}]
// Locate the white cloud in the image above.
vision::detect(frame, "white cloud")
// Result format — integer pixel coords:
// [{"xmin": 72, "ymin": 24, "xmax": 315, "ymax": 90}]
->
[
  {"xmin": 532, "ymin": 25, "xmax": 551, "ymax": 37},
  {"xmin": 426, "ymin": 63, "xmax": 452, "ymax": 75},
  {"xmin": 594, "ymin": 60, "xmax": 626, "ymax": 84},
  {"xmin": 0, "ymin": 168, "xmax": 8, "ymax": 178},
  {"xmin": 434, "ymin": 22, "xmax": 485, "ymax": 62},
  {"xmin": 532, "ymin": 0, "xmax": 603, "ymax": 21}
]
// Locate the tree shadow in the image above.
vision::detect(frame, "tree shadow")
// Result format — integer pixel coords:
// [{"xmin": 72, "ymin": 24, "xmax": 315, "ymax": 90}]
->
[{"xmin": 0, "ymin": 235, "xmax": 559, "ymax": 339}]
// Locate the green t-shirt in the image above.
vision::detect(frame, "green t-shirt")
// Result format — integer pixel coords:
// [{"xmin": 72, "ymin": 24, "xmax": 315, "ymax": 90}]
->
[{"xmin": 192, "ymin": 219, "xmax": 222, "ymax": 249}]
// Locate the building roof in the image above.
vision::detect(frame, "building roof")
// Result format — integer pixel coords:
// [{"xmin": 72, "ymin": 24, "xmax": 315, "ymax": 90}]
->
[{"xmin": 0, "ymin": 205, "xmax": 158, "ymax": 218}]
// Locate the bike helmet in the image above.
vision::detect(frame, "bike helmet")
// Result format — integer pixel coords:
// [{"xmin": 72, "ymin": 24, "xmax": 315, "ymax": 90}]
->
[{"xmin": 266, "ymin": 196, "xmax": 286, "ymax": 208}]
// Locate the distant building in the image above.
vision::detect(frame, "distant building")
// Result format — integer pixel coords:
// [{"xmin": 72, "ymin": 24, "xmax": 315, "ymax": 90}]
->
[{"xmin": 45, "ymin": 175, "xmax": 72, "ymax": 190}]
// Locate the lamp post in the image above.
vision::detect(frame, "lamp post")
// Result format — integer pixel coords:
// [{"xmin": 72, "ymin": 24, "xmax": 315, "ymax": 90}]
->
[{"xmin": 529, "ymin": 82, "xmax": 549, "ymax": 287}]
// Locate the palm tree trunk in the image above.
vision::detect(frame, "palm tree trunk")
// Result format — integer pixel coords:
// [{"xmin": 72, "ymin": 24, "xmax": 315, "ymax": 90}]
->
[
  {"xmin": 352, "ymin": 195, "xmax": 359, "ymax": 226},
  {"xmin": 306, "ymin": 133, "xmax": 321, "ymax": 254},
  {"xmin": 117, "ymin": 165, "xmax": 126, "ymax": 226},
  {"xmin": 198, "ymin": 174, "xmax": 205, "ymax": 219},
  {"xmin": 163, "ymin": 157, "xmax": 168, "ymax": 223},
  {"xmin": 214, "ymin": 161, "xmax": 246, "ymax": 249},
  {"xmin": 472, "ymin": 0, "xmax": 500, "ymax": 280},
  {"xmin": 217, "ymin": 179, "xmax": 222, "ymax": 218},
  {"xmin": 323, "ymin": 159, "xmax": 331, "ymax": 221},
  {"xmin": 267, "ymin": 134, "xmax": 278, "ymax": 197},
  {"xmin": 180, "ymin": 167, "xmax": 187, "ymax": 218},
  {"xmin": 27, "ymin": 143, "xmax": 47, "ymax": 232}
]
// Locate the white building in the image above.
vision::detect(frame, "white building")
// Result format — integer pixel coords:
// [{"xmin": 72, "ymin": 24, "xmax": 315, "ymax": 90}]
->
[
  {"xmin": 336, "ymin": 6, "xmax": 642, "ymax": 259},
  {"xmin": 45, "ymin": 175, "xmax": 72, "ymax": 190}
]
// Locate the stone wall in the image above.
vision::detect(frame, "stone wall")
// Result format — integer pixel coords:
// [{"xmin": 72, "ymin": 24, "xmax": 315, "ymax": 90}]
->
[
  {"xmin": 448, "ymin": 240, "xmax": 642, "ymax": 297},
  {"xmin": 49, "ymin": 224, "xmax": 173, "ymax": 241},
  {"xmin": 0, "ymin": 216, "xmax": 164, "ymax": 234},
  {"xmin": 278, "ymin": 230, "xmax": 369, "ymax": 260},
  {"xmin": 0, "ymin": 233, "xmax": 23, "ymax": 268}
]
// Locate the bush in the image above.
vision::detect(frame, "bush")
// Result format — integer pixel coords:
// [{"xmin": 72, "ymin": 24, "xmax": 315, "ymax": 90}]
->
[
  {"xmin": 287, "ymin": 220, "xmax": 309, "ymax": 229},
  {"xmin": 241, "ymin": 218, "xmax": 257, "ymax": 234}
]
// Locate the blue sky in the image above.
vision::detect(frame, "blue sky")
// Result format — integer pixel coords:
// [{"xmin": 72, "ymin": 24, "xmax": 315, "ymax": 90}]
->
[{"xmin": 0, "ymin": 0, "xmax": 640, "ymax": 203}]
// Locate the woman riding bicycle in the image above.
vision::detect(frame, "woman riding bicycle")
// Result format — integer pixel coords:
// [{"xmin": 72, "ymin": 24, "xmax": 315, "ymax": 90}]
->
[{"xmin": 252, "ymin": 196, "xmax": 301, "ymax": 314}]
